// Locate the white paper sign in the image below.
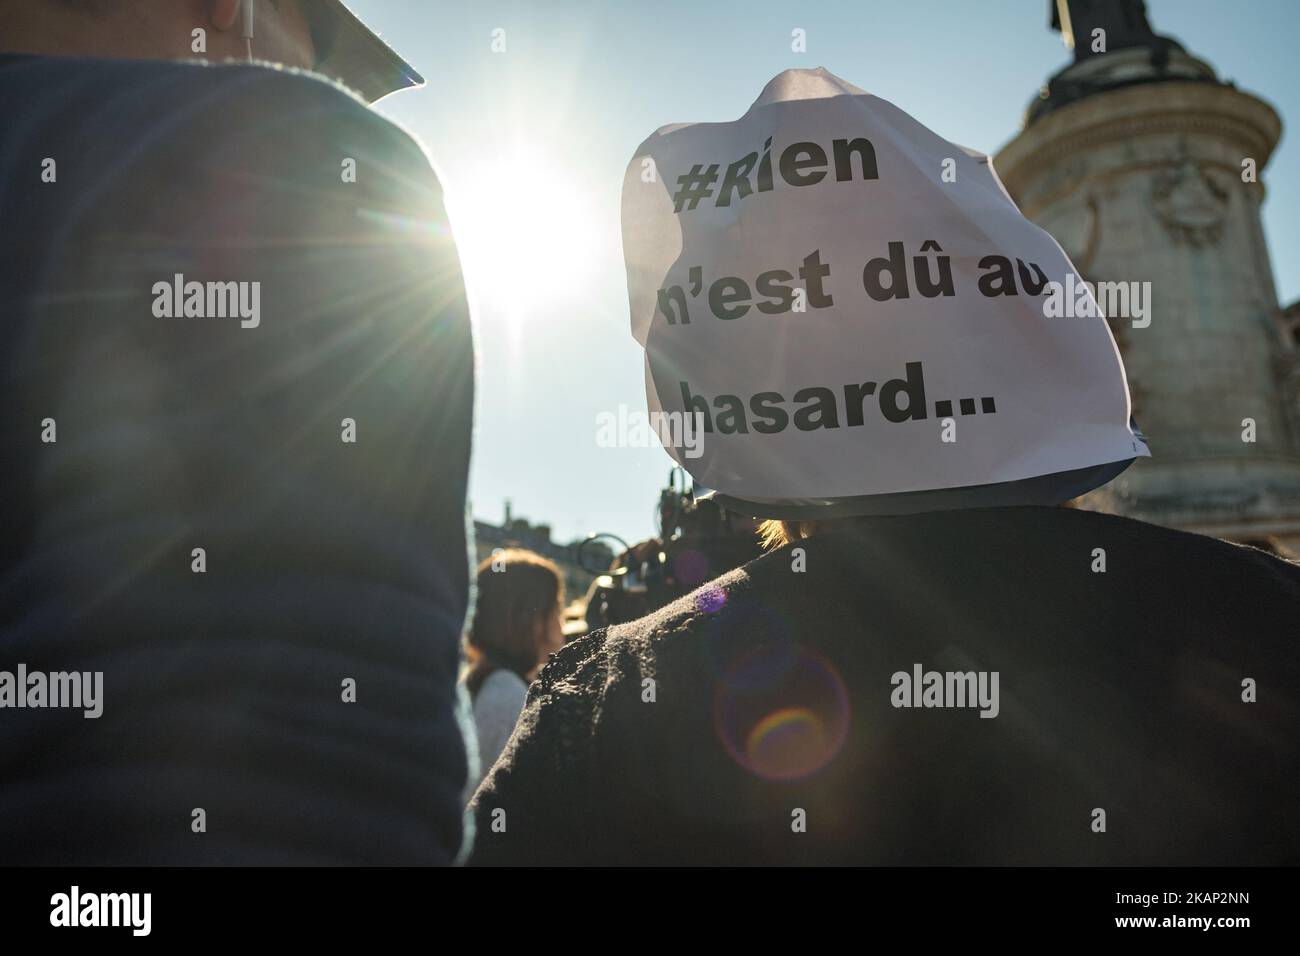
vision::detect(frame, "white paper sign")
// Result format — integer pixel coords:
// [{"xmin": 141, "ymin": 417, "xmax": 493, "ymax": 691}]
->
[{"xmin": 621, "ymin": 68, "xmax": 1148, "ymax": 514}]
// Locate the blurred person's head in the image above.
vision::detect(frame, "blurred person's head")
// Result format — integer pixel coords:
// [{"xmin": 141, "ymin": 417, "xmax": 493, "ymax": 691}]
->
[
  {"xmin": 0, "ymin": 0, "xmax": 315, "ymax": 70},
  {"xmin": 464, "ymin": 549, "xmax": 565, "ymax": 697}
]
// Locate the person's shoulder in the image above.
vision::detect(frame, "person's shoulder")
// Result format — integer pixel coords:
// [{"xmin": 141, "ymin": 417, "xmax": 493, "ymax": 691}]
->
[
  {"xmin": 7, "ymin": 53, "xmax": 355, "ymax": 117},
  {"xmin": 208, "ymin": 62, "xmax": 442, "ymax": 199},
  {"xmin": 545, "ymin": 556, "xmax": 785, "ymax": 675},
  {"xmin": 203, "ymin": 61, "xmax": 419, "ymax": 150},
  {"xmin": 477, "ymin": 668, "xmax": 528, "ymax": 703},
  {"xmin": 531, "ymin": 627, "xmax": 615, "ymax": 696},
  {"xmin": 541, "ymin": 506, "xmax": 1300, "ymax": 686},
  {"xmin": 1005, "ymin": 505, "xmax": 1300, "ymax": 575},
  {"xmin": 472, "ymin": 670, "xmax": 529, "ymax": 739},
  {"xmin": 7, "ymin": 54, "xmax": 432, "ymax": 180},
  {"xmin": 819, "ymin": 504, "xmax": 1300, "ymax": 569},
  {"xmin": 198, "ymin": 62, "xmax": 431, "ymax": 170}
]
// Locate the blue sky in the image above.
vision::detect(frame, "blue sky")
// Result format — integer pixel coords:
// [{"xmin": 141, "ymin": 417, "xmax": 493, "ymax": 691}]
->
[{"xmin": 351, "ymin": 0, "xmax": 1300, "ymax": 545}]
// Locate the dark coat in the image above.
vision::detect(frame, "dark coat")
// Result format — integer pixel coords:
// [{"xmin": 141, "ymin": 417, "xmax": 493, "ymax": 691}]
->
[
  {"xmin": 0, "ymin": 54, "xmax": 474, "ymax": 864},
  {"xmin": 471, "ymin": 506, "xmax": 1300, "ymax": 865}
]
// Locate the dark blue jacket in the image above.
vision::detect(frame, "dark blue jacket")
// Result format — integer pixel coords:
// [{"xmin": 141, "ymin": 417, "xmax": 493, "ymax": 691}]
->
[{"xmin": 0, "ymin": 54, "xmax": 475, "ymax": 864}]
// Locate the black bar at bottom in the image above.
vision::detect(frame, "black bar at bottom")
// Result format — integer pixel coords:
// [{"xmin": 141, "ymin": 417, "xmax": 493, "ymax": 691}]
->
[{"xmin": 0, "ymin": 865, "xmax": 1285, "ymax": 941}]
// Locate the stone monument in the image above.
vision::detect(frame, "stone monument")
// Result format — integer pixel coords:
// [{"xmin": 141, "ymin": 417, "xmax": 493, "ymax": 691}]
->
[{"xmin": 995, "ymin": 0, "xmax": 1300, "ymax": 554}]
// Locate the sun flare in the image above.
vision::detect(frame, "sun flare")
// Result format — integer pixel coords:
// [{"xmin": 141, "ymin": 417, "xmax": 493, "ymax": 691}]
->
[{"xmin": 444, "ymin": 144, "xmax": 601, "ymax": 332}]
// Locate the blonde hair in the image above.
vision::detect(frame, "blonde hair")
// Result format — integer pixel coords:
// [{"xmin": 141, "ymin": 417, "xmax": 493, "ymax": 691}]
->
[{"xmin": 757, "ymin": 519, "xmax": 820, "ymax": 551}]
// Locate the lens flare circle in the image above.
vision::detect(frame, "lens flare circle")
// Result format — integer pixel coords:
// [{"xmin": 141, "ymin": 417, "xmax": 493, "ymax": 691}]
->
[{"xmin": 714, "ymin": 643, "xmax": 850, "ymax": 781}]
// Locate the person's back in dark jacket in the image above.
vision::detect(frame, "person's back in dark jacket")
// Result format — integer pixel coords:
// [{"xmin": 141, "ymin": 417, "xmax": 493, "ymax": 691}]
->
[
  {"xmin": 471, "ymin": 506, "xmax": 1300, "ymax": 865},
  {"xmin": 0, "ymin": 51, "xmax": 474, "ymax": 864}
]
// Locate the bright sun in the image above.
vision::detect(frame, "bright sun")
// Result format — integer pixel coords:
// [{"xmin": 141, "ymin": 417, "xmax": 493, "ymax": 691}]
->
[{"xmin": 444, "ymin": 145, "xmax": 601, "ymax": 333}]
